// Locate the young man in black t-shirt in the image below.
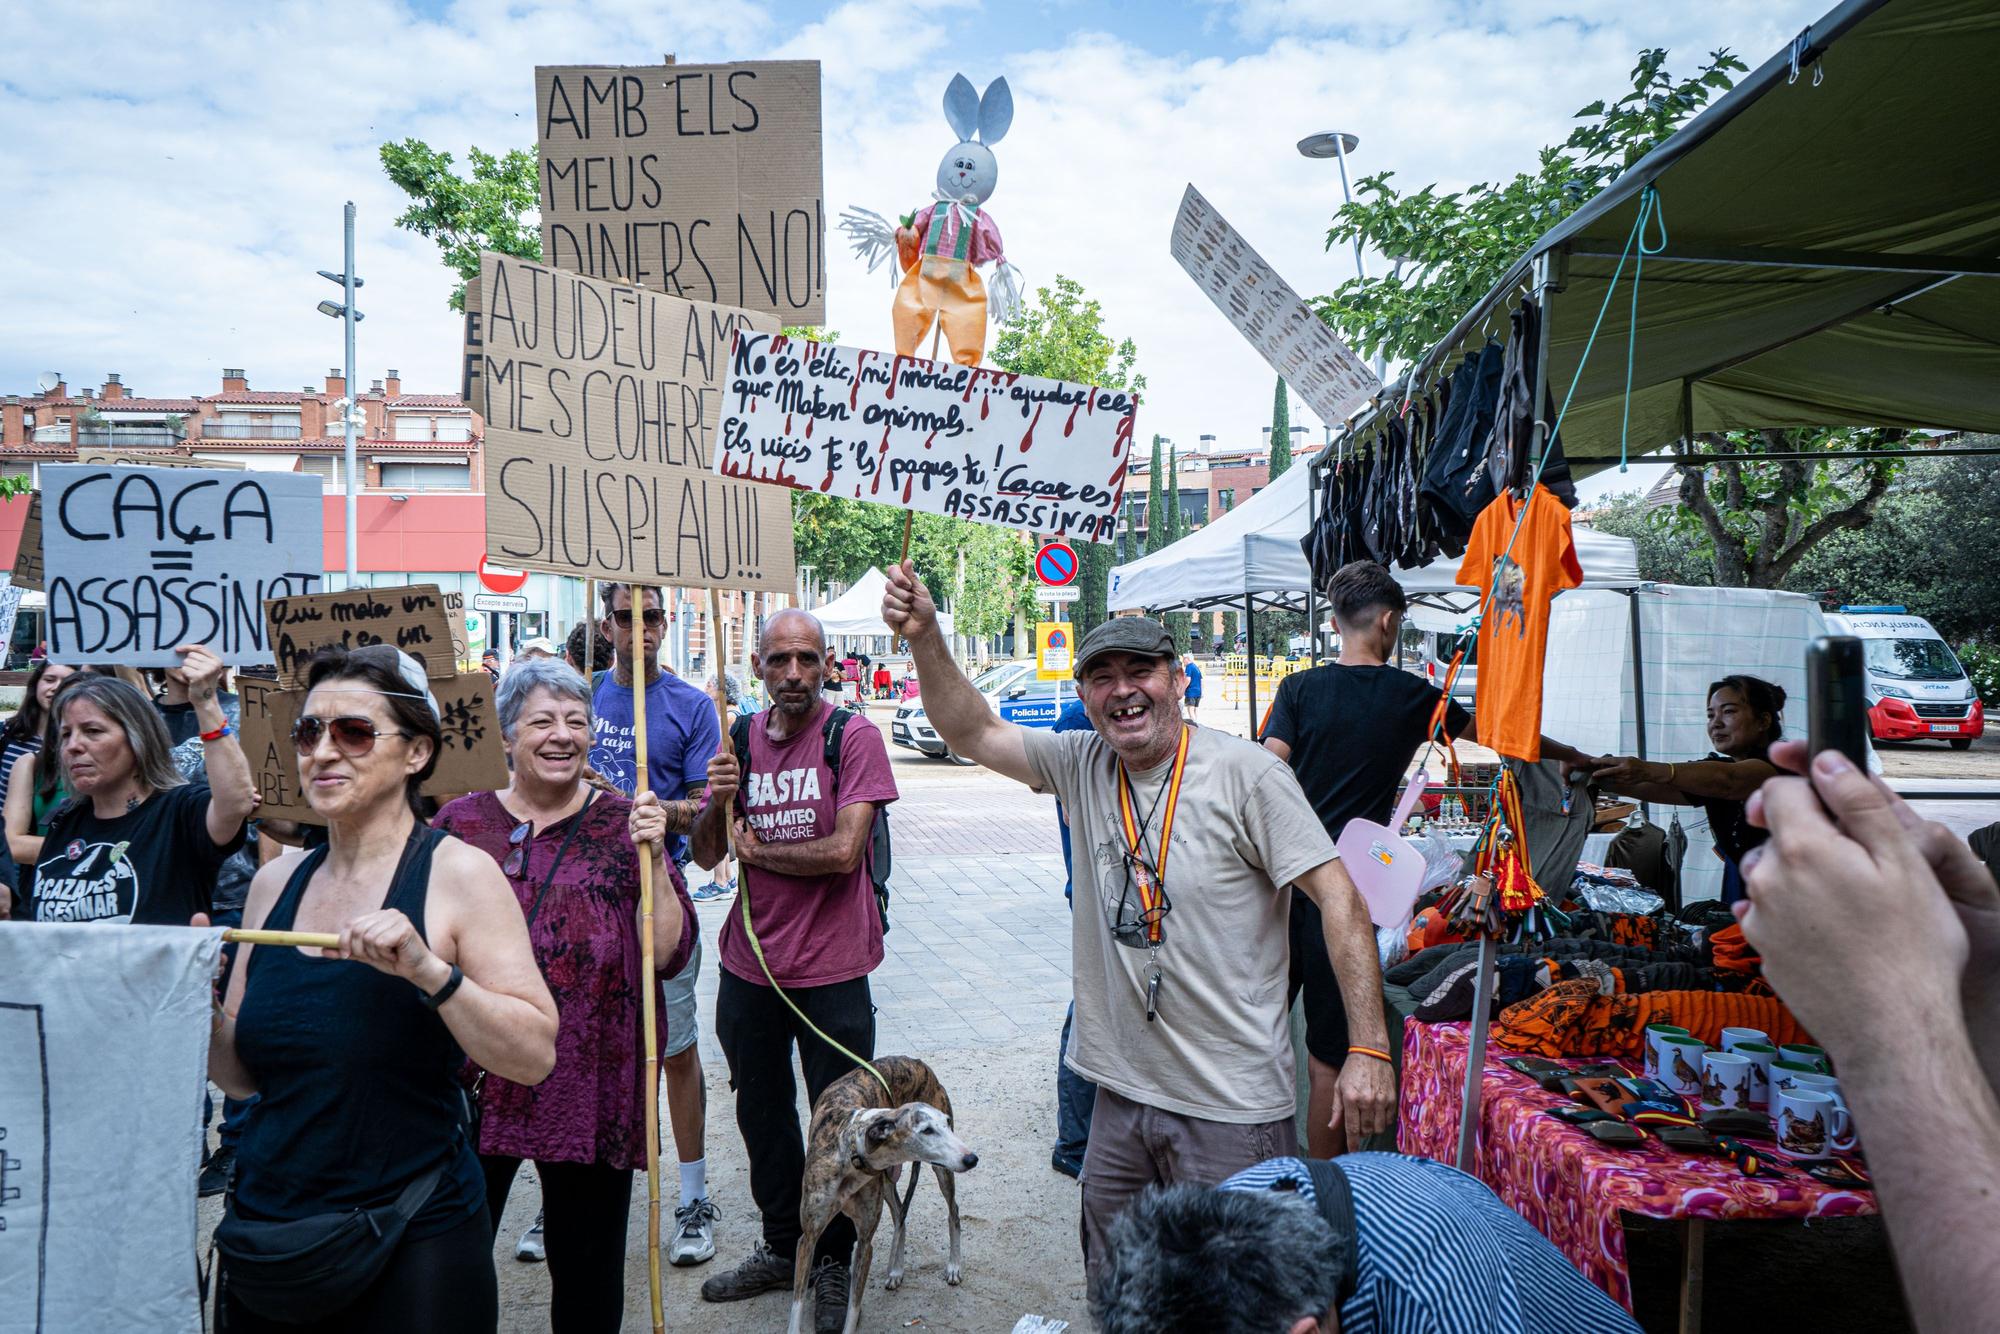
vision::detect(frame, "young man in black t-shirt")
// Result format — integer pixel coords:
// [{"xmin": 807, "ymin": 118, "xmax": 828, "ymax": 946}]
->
[{"xmin": 1263, "ymin": 563, "xmax": 1595, "ymax": 1155}]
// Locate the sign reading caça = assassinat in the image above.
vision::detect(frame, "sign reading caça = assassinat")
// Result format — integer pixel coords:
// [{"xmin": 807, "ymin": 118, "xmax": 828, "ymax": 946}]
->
[
  {"xmin": 465, "ymin": 251, "xmax": 796, "ymax": 593},
  {"xmin": 537, "ymin": 61, "xmax": 825, "ymax": 325},
  {"xmin": 40, "ymin": 465, "xmax": 323, "ymax": 667},
  {"xmin": 1170, "ymin": 184, "xmax": 1380, "ymax": 426},
  {"xmin": 263, "ymin": 584, "xmax": 459, "ymax": 689},
  {"xmin": 714, "ymin": 332, "xmax": 1139, "ymax": 542}
]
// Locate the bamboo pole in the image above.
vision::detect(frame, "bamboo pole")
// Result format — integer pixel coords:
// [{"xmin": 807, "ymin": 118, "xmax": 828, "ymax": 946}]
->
[
  {"xmin": 584, "ymin": 578, "xmax": 598, "ymax": 728},
  {"xmin": 633, "ymin": 583, "xmax": 665, "ymax": 1334},
  {"xmin": 221, "ymin": 929, "xmax": 339, "ymax": 950}
]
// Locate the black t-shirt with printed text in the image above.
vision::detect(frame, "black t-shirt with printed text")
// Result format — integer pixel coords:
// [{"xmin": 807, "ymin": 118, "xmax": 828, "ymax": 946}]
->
[
  {"xmin": 28, "ymin": 783, "xmax": 244, "ymax": 926},
  {"xmin": 1263, "ymin": 664, "xmax": 1471, "ymax": 840}
]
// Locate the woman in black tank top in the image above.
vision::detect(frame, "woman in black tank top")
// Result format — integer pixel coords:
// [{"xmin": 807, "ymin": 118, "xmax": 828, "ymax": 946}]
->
[{"xmin": 200, "ymin": 646, "xmax": 557, "ymax": 1332}]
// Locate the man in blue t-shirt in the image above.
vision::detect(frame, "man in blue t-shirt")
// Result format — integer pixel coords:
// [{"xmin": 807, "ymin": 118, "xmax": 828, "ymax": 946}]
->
[
  {"xmin": 588, "ymin": 583, "xmax": 725, "ymax": 1266},
  {"xmin": 1050, "ymin": 694, "xmax": 1099, "ymax": 1177},
  {"xmin": 1181, "ymin": 650, "xmax": 1204, "ymax": 721}
]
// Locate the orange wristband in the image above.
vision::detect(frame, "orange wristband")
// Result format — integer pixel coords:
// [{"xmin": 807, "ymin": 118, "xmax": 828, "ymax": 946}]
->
[{"xmin": 1348, "ymin": 1045, "xmax": 1394, "ymax": 1064}]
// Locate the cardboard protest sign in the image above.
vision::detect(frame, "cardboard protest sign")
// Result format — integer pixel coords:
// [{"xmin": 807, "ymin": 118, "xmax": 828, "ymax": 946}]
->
[
  {"xmin": 0, "ymin": 923, "xmax": 219, "ymax": 1333},
  {"xmin": 264, "ymin": 584, "xmax": 457, "ymax": 688},
  {"xmin": 74, "ymin": 450, "xmax": 242, "ymax": 469},
  {"xmin": 466, "ymin": 252, "xmax": 795, "ymax": 591},
  {"xmin": 1170, "ymin": 184, "xmax": 1380, "ymax": 426},
  {"xmin": 443, "ymin": 589, "xmax": 469, "ymax": 665},
  {"xmin": 38, "ymin": 465, "xmax": 322, "ymax": 667},
  {"xmin": 714, "ymin": 331, "xmax": 1138, "ymax": 542},
  {"xmin": 11, "ymin": 491, "xmax": 43, "ymax": 590},
  {"xmin": 238, "ymin": 670, "xmax": 506, "ymax": 826},
  {"xmin": 537, "ymin": 61, "xmax": 825, "ymax": 325}
]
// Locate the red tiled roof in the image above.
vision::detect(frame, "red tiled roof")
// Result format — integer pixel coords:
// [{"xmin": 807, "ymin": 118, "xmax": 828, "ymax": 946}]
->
[
  {"xmin": 202, "ymin": 437, "xmax": 478, "ymax": 453},
  {"xmin": 200, "ymin": 391, "xmax": 316, "ymax": 404},
  {"xmin": 92, "ymin": 398, "xmax": 202, "ymax": 412},
  {"xmin": 385, "ymin": 395, "xmax": 469, "ymax": 409}
]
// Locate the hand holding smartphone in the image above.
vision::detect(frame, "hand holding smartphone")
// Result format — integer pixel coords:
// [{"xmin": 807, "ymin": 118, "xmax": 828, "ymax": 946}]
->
[{"xmin": 1807, "ymin": 635, "xmax": 1870, "ymax": 771}]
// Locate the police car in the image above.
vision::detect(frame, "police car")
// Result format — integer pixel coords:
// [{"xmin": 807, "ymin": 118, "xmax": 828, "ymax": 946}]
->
[{"xmin": 892, "ymin": 660, "xmax": 1069, "ymax": 764}]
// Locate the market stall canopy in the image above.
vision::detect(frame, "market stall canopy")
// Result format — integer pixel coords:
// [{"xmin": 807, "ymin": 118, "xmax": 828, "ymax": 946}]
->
[
  {"xmin": 812, "ymin": 567, "xmax": 953, "ymax": 638},
  {"xmin": 1106, "ymin": 463, "xmax": 1640, "ymax": 613},
  {"xmin": 1403, "ymin": 0, "xmax": 2000, "ymax": 474}
]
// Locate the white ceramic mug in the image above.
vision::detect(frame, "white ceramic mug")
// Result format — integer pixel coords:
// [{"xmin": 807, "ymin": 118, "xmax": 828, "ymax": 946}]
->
[
  {"xmin": 1773, "ymin": 1087, "xmax": 1856, "ymax": 1159},
  {"xmin": 1780, "ymin": 1043, "xmax": 1832, "ymax": 1073},
  {"xmin": 1734, "ymin": 1042, "xmax": 1779, "ymax": 1108},
  {"xmin": 1702, "ymin": 1051, "xmax": 1753, "ymax": 1110},
  {"xmin": 1644, "ymin": 1024, "xmax": 1693, "ymax": 1082},
  {"xmin": 1657, "ymin": 1035, "xmax": 1709, "ymax": 1097},
  {"xmin": 1795, "ymin": 1072, "xmax": 1853, "ymax": 1125},
  {"xmin": 1719, "ymin": 1027, "xmax": 1769, "ymax": 1054}
]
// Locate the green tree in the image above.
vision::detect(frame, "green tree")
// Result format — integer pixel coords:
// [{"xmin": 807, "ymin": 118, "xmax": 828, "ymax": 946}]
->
[
  {"xmin": 1268, "ymin": 377, "xmax": 1292, "ymax": 477},
  {"xmin": 1581, "ymin": 490, "xmax": 1714, "ymax": 586},
  {"xmin": 1144, "ymin": 434, "xmax": 1167, "ymax": 556},
  {"xmin": 1309, "ymin": 48, "xmax": 1897, "ymax": 589},
  {"xmin": 379, "ymin": 139, "xmax": 541, "ymax": 311},
  {"xmin": 991, "ymin": 275, "xmax": 1145, "ymax": 640}
]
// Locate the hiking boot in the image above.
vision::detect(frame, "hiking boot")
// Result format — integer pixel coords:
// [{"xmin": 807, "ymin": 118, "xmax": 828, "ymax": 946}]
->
[
  {"xmin": 514, "ymin": 1209, "xmax": 546, "ymax": 1263},
  {"xmin": 700, "ymin": 1241, "xmax": 792, "ymax": 1303},
  {"xmin": 668, "ymin": 1197, "xmax": 719, "ymax": 1266},
  {"xmin": 198, "ymin": 1145, "xmax": 235, "ymax": 1198},
  {"xmin": 811, "ymin": 1257, "xmax": 850, "ymax": 1334}
]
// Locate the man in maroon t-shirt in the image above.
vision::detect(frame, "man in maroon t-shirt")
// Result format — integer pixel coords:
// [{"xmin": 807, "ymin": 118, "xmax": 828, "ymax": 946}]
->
[{"xmin": 690, "ymin": 608, "xmax": 898, "ymax": 1329}]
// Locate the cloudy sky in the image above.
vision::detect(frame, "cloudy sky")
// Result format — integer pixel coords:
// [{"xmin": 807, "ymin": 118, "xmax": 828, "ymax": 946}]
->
[{"xmin": 4, "ymin": 0, "xmax": 1826, "ymax": 496}]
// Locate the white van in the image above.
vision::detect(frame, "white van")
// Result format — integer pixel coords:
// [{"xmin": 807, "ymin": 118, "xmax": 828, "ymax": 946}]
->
[{"xmin": 1825, "ymin": 607, "xmax": 1985, "ymax": 750}]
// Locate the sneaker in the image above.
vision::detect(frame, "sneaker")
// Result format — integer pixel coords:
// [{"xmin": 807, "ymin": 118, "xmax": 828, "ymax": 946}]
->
[
  {"xmin": 669, "ymin": 1197, "xmax": 719, "ymax": 1266},
  {"xmin": 515, "ymin": 1210, "xmax": 546, "ymax": 1263},
  {"xmin": 810, "ymin": 1258, "xmax": 850, "ymax": 1334},
  {"xmin": 700, "ymin": 1241, "xmax": 792, "ymax": 1303},
  {"xmin": 690, "ymin": 880, "xmax": 734, "ymax": 903},
  {"xmin": 198, "ymin": 1145, "xmax": 235, "ymax": 1198}
]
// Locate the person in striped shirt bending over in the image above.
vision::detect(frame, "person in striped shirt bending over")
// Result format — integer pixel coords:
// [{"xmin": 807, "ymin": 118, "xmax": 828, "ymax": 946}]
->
[{"xmin": 1092, "ymin": 1153, "xmax": 1640, "ymax": 1334}]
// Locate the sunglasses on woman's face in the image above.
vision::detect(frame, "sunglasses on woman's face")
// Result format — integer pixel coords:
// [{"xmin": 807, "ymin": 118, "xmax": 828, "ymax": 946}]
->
[
  {"xmin": 610, "ymin": 607, "xmax": 665, "ymax": 628},
  {"xmin": 290, "ymin": 714, "xmax": 412, "ymax": 758}
]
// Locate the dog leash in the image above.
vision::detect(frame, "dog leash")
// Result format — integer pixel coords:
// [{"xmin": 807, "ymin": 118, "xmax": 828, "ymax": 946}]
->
[{"xmin": 739, "ymin": 866, "xmax": 892, "ymax": 1095}]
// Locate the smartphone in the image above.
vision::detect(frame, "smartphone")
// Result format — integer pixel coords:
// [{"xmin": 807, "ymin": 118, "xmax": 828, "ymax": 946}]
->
[{"xmin": 1808, "ymin": 635, "xmax": 1870, "ymax": 770}]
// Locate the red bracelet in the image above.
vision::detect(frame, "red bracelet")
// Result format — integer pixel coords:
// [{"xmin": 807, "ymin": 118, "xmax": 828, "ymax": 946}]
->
[
  {"xmin": 201, "ymin": 724, "xmax": 234, "ymax": 742},
  {"xmin": 1348, "ymin": 1045, "xmax": 1394, "ymax": 1065}
]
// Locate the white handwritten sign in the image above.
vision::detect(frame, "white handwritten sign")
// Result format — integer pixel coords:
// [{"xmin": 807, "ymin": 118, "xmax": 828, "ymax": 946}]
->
[
  {"xmin": 40, "ymin": 465, "xmax": 323, "ymax": 667},
  {"xmin": 466, "ymin": 252, "xmax": 796, "ymax": 592},
  {"xmin": 1170, "ymin": 184, "xmax": 1380, "ymax": 426},
  {"xmin": 714, "ymin": 332, "xmax": 1138, "ymax": 542}
]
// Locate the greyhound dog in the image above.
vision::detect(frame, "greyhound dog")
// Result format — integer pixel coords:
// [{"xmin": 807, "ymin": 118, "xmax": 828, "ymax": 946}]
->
[{"xmin": 789, "ymin": 1056, "xmax": 978, "ymax": 1334}]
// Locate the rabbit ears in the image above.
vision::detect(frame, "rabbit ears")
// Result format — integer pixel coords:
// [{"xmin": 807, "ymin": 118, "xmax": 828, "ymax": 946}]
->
[{"xmin": 943, "ymin": 74, "xmax": 1012, "ymax": 146}]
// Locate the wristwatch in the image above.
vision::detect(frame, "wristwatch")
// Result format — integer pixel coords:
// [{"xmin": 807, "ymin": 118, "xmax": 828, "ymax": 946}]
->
[{"xmin": 421, "ymin": 963, "xmax": 465, "ymax": 1010}]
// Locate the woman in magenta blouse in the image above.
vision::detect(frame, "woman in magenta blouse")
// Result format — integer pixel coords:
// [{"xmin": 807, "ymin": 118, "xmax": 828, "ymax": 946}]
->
[{"xmin": 437, "ymin": 657, "xmax": 696, "ymax": 1332}]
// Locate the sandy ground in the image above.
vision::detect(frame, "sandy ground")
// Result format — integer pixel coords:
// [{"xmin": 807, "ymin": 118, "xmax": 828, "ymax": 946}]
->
[{"xmin": 490, "ymin": 1035, "xmax": 1089, "ymax": 1333}]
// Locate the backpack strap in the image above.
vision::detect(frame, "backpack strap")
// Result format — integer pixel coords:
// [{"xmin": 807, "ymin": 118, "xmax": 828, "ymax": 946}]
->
[
  {"xmin": 822, "ymin": 706, "xmax": 854, "ymax": 782},
  {"xmin": 1300, "ymin": 1158, "xmax": 1361, "ymax": 1307}
]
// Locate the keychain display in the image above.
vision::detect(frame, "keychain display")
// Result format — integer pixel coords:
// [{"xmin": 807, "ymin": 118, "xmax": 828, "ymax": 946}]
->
[{"xmin": 1434, "ymin": 769, "xmax": 1564, "ymax": 942}]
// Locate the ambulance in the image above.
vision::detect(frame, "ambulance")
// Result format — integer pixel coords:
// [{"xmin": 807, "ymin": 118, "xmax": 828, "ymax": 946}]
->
[{"xmin": 1824, "ymin": 607, "xmax": 1985, "ymax": 749}]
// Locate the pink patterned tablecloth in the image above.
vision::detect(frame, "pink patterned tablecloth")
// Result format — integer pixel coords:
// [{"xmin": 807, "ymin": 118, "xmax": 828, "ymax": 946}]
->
[{"xmin": 1398, "ymin": 1020, "xmax": 1876, "ymax": 1311}]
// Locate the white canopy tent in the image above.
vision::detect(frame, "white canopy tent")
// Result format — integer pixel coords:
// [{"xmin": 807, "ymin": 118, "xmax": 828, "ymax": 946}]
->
[
  {"xmin": 1106, "ymin": 461, "xmax": 1643, "ymax": 615},
  {"xmin": 811, "ymin": 567, "xmax": 954, "ymax": 638}
]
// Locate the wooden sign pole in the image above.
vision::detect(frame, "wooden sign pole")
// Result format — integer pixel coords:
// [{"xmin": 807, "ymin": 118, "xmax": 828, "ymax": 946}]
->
[
  {"xmin": 632, "ymin": 584, "xmax": 665, "ymax": 1334},
  {"xmin": 583, "ymin": 578, "xmax": 598, "ymax": 728}
]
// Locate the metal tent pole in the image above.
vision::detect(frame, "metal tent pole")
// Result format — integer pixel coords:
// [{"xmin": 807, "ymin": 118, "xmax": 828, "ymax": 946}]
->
[
  {"xmin": 1244, "ymin": 593, "xmax": 1259, "ymax": 740},
  {"xmin": 1454, "ymin": 935, "xmax": 1498, "ymax": 1171}
]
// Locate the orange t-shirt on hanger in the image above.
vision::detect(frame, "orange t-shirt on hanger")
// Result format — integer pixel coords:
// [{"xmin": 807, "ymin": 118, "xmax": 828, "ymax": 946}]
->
[{"xmin": 1454, "ymin": 484, "xmax": 1583, "ymax": 762}]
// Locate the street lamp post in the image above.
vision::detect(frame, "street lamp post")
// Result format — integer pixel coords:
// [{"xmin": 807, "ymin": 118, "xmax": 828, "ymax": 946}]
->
[
  {"xmin": 1296, "ymin": 131, "xmax": 1387, "ymax": 382},
  {"xmin": 316, "ymin": 201, "xmax": 363, "ymax": 586}
]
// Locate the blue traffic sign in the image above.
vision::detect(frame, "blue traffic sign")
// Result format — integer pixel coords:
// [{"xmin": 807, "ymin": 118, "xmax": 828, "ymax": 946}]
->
[{"xmin": 1035, "ymin": 541, "xmax": 1079, "ymax": 586}]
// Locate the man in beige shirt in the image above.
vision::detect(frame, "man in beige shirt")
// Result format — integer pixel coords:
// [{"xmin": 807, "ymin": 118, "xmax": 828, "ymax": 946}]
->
[{"xmin": 883, "ymin": 563, "xmax": 1395, "ymax": 1291}]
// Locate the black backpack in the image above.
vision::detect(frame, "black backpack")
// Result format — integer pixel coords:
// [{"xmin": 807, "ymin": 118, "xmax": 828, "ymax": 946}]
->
[{"xmin": 730, "ymin": 707, "xmax": 894, "ymax": 935}]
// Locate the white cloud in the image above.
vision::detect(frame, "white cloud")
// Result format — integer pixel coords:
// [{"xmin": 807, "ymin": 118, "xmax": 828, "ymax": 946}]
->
[{"xmin": 4, "ymin": 0, "xmax": 1825, "ymax": 465}]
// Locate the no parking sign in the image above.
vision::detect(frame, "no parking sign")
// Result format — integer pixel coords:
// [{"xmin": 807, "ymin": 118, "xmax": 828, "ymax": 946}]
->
[
  {"xmin": 1037, "ymin": 621, "xmax": 1073, "ymax": 681},
  {"xmin": 1034, "ymin": 542, "xmax": 1078, "ymax": 587}
]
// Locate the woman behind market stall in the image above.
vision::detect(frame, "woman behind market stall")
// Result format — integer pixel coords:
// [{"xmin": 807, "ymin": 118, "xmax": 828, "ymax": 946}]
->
[
  {"xmin": 1592, "ymin": 674, "xmax": 1786, "ymax": 905},
  {"xmin": 436, "ymin": 657, "xmax": 695, "ymax": 1333},
  {"xmin": 20, "ymin": 654, "xmax": 253, "ymax": 925},
  {"xmin": 202, "ymin": 645, "xmax": 558, "ymax": 1332}
]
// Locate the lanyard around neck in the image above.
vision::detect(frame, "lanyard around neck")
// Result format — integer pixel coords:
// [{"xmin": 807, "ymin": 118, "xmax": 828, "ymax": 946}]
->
[{"xmin": 1115, "ymin": 724, "xmax": 1190, "ymax": 945}]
